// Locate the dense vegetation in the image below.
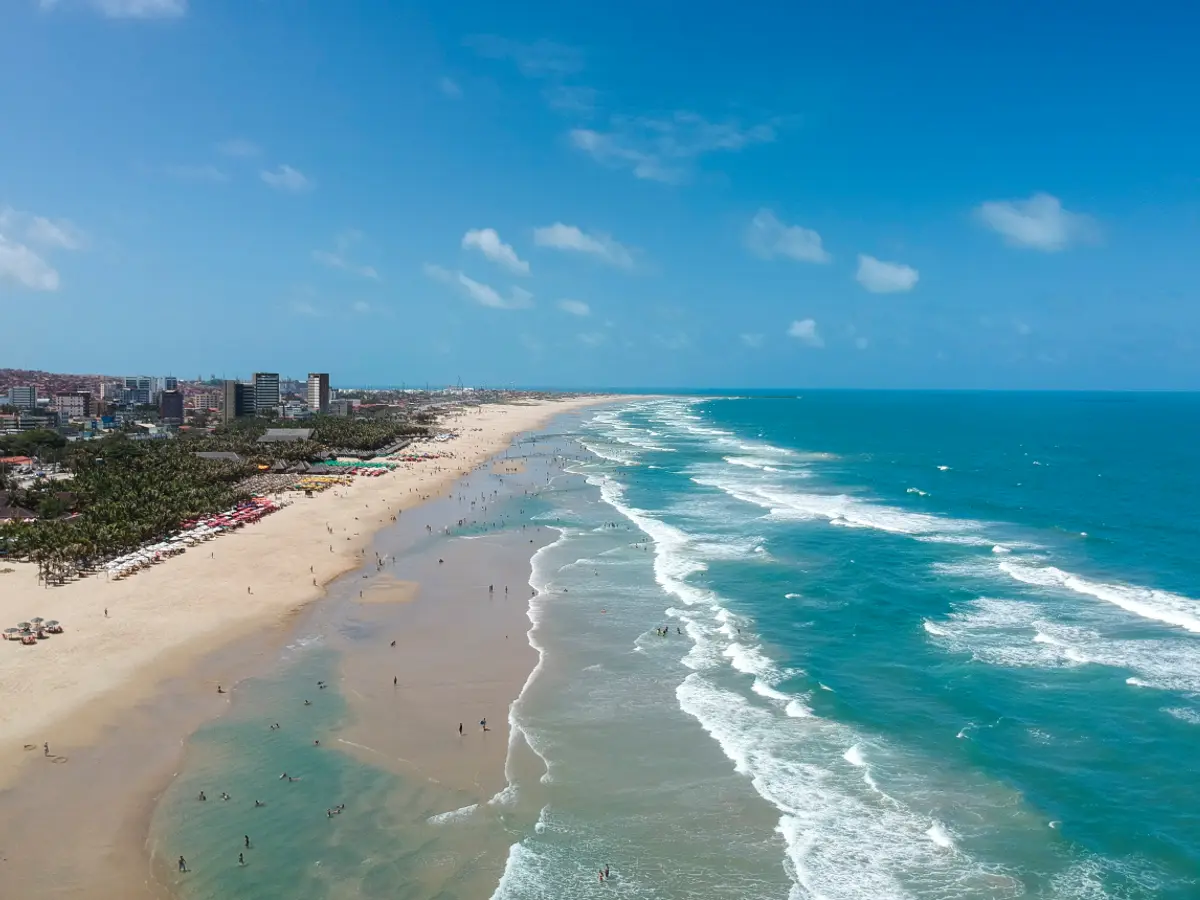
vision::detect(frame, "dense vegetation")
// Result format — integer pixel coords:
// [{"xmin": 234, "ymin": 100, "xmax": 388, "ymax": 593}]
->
[
  {"xmin": 192, "ymin": 414, "xmax": 427, "ymax": 458},
  {"xmin": 0, "ymin": 414, "xmax": 427, "ymax": 581},
  {"xmin": 0, "ymin": 428, "xmax": 68, "ymax": 462},
  {"xmin": 1, "ymin": 436, "xmax": 255, "ymax": 582}
]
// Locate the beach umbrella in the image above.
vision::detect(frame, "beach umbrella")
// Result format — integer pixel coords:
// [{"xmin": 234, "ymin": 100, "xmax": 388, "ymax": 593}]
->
[
  {"xmin": 30, "ymin": 617, "xmax": 45, "ymax": 624},
  {"xmin": 17, "ymin": 622, "xmax": 31, "ymax": 629},
  {"xmin": 4, "ymin": 628, "xmax": 19, "ymax": 635},
  {"xmin": 45, "ymin": 620, "xmax": 59, "ymax": 627}
]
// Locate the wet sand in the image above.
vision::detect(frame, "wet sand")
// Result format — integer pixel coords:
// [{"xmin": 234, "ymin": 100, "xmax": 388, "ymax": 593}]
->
[
  {"xmin": 0, "ymin": 398, "xmax": 617, "ymax": 788},
  {"xmin": 0, "ymin": 408, "xmax": 601, "ymax": 899}
]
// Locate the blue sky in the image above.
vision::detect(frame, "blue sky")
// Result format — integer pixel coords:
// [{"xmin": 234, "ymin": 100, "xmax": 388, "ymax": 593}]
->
[{"xmin": 2, "ymin": 0, "xmax": 1199, "ymax": 389}]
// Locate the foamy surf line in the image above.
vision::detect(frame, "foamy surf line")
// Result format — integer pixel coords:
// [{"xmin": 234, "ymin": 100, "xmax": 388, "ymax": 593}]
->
[
  {"xmin": 581, "ymin": 431, "xmax": 999, "ymax": 898},
  {"xmin": 998, "ymin": 561, "xmax": 1200, "ymax": 634},
  {"xmin": 488, "ymin": 526, "xmax": 572, "ymax": 809}
]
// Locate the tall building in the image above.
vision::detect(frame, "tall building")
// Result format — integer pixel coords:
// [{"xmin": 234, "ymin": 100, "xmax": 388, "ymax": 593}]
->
[
  {"xmin": 159, "ymin": 389, "xmax": 184, "ymax": 425},
  {"xmin": 221, "ymin": 380, "xmax": 256, "ymax": 425},
  {"xmin": 6, "ymin": 386, "xmax": 36, "ymax": 410},
  {"xmin": 53, "ymin": 391, "xmax": 92, "ymax": 419},
  {"xmin": 253, "ymin": 372, "xmax": 280, "ymax": 413},
  {"xmin": 307, "ymin": 373, "xmax": 330, "ymax": 414},
  {"xmin": 123, "ymin": 376, "xmax": 152, "ymax": 406},
  {"xmin": 188, "ymin": 391, "xmax": 222, "ymax": 410}
]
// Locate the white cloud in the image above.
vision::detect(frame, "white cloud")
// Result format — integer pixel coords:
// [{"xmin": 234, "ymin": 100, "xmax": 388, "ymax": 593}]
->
[
  {"xmin": 0, "ymin": 236, "xmax": 59, "ymax": 291},
  {"xmin": 855, "ymin": 336, "xmax": 870, "ymax": 350},
  {"xmin": 165, "ymin": 163, "xmax": 229, "ymax": 183},
  {"xmin": 439, "ymin": 77, "xmax": 463, "ymax": 99},
  {"xmin": 42, "ymin": 0, "xmax": 187, "ymax": 17},
  {"xmin": 745, "ymin": 209, "xmax": 831, "ymax": 264},
  {"xmin": 261, "ymin": 164, "xmax": 313, "ymax": 193},
  {"xmin": 0, "ymin": 206, "xmax": 87, "ymax": 291},
  {"xmin": 975, "ymin": 192, "xmax": 1096, "ymax": 252},
  {"xmin": 1, "ymin": 207, "xmax": 86, "ymax": 250},
  {"xmin": 289, "ymin": 300, "xmax": 323, "ymax": 318},
  {"xmin": 569, "ymin": 111, "xmax": 777, "ymax": 183},
  {"xmin": 26, "ymin": 217, "xmax": 85, "ymax": 250},
  {"xmin": 313, "ymin": 231, "xmax": 378, "ymax": 279},
  {"xmin": 557, "ymin": 299, "xmax": 591, "ymax": 317},
  {"xmin": 855, "ymin": 254, "xmax": 919, "ymax": 293},
  {"xmin": 462, "ymin": 228, "xmax": 530, "ymax": 275},
  {"xmin": 741, "ymin": 333, "xmax": 765, "ymax": 348},
  {"xmin": 423, "ymin": 264, "xmax": 533, "ymax": 310},
  {"xmin": 578, "ymin": 332, "xmax": 606, "ymax": 346},
  {"xmin": 787, "ymin": 319, "xmax": 824, "ymax": 347},
  {"xmin": 217, "ymin": 138, "xmax": 260, "ymax": 158},
  {"xmin": 532, "ymin": 223, "xmax": 633, "ymax": 268},
  {"xmin": 462, "ymin": 35, "xmax": 583, "ymax": 78},
  {"xmin": 97, "ymin": 0, "xmax": 185, "ymax": 16}
]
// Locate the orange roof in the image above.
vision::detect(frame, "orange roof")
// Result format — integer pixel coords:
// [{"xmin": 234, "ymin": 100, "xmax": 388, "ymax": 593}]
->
[{"xmin": 0, "ymin": 456, "xmax": 34, "ymax": 466}]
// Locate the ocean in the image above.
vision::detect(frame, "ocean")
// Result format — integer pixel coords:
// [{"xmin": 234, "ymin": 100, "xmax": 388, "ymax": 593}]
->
[{"xmin": 153, "ymin": 393, "xmax": 1200, "ymax": 899}]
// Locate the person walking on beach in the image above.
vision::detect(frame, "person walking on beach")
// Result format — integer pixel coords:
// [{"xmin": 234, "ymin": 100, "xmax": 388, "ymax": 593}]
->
[
  {"xmin": 178, "ymin": 856, "xmax": 187, "ymax": 873},
  {"xmin": 458, "ymin": 722, "xmax": 463, "ymax": 735},
  {"xmin": 239, "ymin": 853, "xmax": 245, "ymax": 866},
  {"xmin": 43, "ymin": 742, "xmax": 49, "ymax": 757},
  {"xmin": 244, "ymin": 835, "xmax": 250, "ymax": 848}
]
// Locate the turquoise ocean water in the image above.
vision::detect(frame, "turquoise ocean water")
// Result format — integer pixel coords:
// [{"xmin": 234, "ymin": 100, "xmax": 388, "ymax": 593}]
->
[{"xmin": 156, "ymin": 393, "xmax": 1200, "ymax": 899}]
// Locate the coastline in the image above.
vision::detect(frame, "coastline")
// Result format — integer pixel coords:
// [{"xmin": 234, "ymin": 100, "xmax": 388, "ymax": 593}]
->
[{"xmin": 0, "ymin": 396, "xmax": 624, "ymax": 898}]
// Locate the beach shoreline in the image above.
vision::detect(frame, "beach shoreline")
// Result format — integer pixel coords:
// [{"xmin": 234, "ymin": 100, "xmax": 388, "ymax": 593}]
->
[{"xmin": 0, "ymin": 396, "xmax": 623, "ymax": 898}]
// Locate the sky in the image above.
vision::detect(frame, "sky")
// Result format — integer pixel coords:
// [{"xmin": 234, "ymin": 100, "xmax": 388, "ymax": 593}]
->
[{"xmin": 2, "ymin": 0, "xmax": 1199, "ymax": 390}]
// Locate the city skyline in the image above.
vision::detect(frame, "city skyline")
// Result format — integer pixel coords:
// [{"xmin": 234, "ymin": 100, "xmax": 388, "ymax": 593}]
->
[{"xmin": 2, "ymin": 3, "xmax": 1199, "ymax": 389}]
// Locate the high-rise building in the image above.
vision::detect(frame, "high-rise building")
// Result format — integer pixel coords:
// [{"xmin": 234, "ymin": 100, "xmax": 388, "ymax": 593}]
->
[
  {"xmin": 6, "ymin": 386, "xmax": 36, "ymax": 410},
  {"xmin": 159, "ymin": 389, "xmax": 184, "ymax": 425},
  {"xmin": 307, "ymin": 373, "xmax": 331, "ymax": 414},
  {"xmin": 53, "ymin": 391, "xmax": 92, "ymax": 419},
  {"xmin": 253, "ymin": 372, "xmax": 280, "ymax": 413},
  {"xmin": 123, "ymin": 376, "xmax": 152, "ymax": 406},
  {"xmin": 221, "ymin": 380, "xmax": 257, "ymax": 424}
]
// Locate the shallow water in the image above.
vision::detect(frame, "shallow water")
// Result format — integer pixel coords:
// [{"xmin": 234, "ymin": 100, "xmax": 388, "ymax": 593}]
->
[{"xmin": 153, "ymin": 396, "xmax": 1200, "ymax": 898}]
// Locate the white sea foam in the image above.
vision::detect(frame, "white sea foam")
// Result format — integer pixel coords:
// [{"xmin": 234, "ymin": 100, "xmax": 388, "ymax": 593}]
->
[
  {"xmin": 925, "ymin": 821, "xmax": 956, "ymax": 850},
  {"xmin": 427, "ymin": 803, "xmax": 478, "ymax": 826},
  {"xmin": 691, "ymin": 473, "xmax": 986, "ymax": 543},
  {"xmin": 677, "ymin": 675, "xmax": 1003, "ymax": 899},
  {"xmin": 785, "ymin": 592, "xmax": 801, "ymax": 599},
  {"xmin": 489, "ymin": 526, "xmax": 575, "ymax": 807},
  {"xmin": 843, "ymin": 744, "xmax": 866, "ymax": 767},
  {"xmin": 998, "ymin": 560, "xmax": 1200, "ymax": 634},
  {"xmin": 926, "ymin": 597, "xmax": 1200, "ymax": 693},
  {"xmin": 1163, "ymin": 706, "xmax": 1200, "ymax": 725}
]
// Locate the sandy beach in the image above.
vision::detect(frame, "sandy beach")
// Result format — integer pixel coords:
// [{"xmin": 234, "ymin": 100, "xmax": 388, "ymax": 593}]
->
[
  {"xmin": 0, "ymin": 396, "xmax": 618, "ymax": 897},
  {"xmin": 0, "ymin": 398, "xmax": 612, "ymax": 783}
]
